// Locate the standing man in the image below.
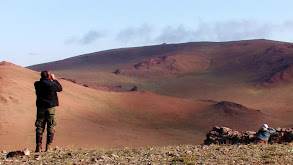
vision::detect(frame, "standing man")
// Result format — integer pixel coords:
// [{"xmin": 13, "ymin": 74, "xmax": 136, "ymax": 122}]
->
[{"xmin": 34, "ymin": 70, "xmax": 62, "ymax": 152}]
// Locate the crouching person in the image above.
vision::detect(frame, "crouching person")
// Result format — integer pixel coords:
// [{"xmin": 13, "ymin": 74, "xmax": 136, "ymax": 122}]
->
[
  {"xmin": 34, "ymin": 70, "xmax": 62, "ymax": 152},
  {"xmin": 254, "ymin": 124, "xmax": 276, "ymax": 144}
]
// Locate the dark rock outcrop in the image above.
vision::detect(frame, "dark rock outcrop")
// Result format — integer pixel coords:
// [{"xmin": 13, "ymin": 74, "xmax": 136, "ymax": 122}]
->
[
  {"xmin": 114, "ymin": 69, "xmax": 121, "ymax": 74},
  {"xmin": 130, "ymin": 86, "xmax": 138, "ymax": 91},
  {"xmin": 204, "ymin": 126, "xmax": 293, "ymax": 145},
  {"xmin": 265, "ymin": 44, "xmax": 293, "ymax": 56},
  {"xmin": 134, "ymin": 56, "xmax": 169, "ymax": 69},
  {"xmin": 269, "ymin": 127, "xmax": 293, "ymax": 143},
  {"xmin": 204, "ymin": 126, "xmax": 255, "ymax": 145},
  {"xmin": 258, "ymin": 64, "xmax": 293, "ymax": 85},
  {"xmin": 6, "ymin": 149, "xmax": 30, "ymax": 158}
]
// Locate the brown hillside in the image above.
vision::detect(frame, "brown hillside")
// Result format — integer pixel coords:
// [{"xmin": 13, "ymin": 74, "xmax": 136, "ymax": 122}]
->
[
  {"xmin": 26, "ymin": 39, "xmax": 293, "ymax": 130},
  {"xmin": 251, "ymin": 43, "xmax": 293, "ymax": 76},
  {"xmin": 27, "ymin": 39, "xmax": 293, "ymax": 84},
  {"xmin": 2, "ymin": 61, "xmax": 280, "ymax": 151}
]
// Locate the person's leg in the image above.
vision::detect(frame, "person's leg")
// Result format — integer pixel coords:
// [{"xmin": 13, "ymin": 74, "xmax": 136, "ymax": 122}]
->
[
  {"xmin": 35, "ymin": 108, "xmax": 46, "ymax": 152},
  {"xmin": 46, "ymin": 107, "xmax": 57, "ymax": 152}
]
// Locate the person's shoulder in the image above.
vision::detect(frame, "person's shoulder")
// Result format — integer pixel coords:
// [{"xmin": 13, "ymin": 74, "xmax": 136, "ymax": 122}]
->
[
  {"xmin": 35, "ymin": 79, "xmax": 49, "ymax": 85},
  {"xmin": 34, "ymin": 81, "xmax": 40, "ymax": 85}
]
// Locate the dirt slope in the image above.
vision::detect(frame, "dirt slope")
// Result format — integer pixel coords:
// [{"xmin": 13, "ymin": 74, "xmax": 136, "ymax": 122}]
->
[
  {"xmin": 0, "ymin": 61, "xmax": 277, "ymax": 151},
  {"xmin": 27, "ymin": 39, "xmax": 293, "ymax": 121},
  {"xmin": 25, "ymin": 39, "xmax": 293, "ymax": 144}
]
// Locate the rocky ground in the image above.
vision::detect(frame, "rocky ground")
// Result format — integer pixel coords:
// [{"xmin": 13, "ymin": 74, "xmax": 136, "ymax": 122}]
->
[{"xmin": 1, "ymin": 143, "xmax": 293, "ymax": 164}]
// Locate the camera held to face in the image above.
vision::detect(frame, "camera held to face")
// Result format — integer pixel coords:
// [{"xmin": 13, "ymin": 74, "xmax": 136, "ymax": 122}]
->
[{"xmin": 50, "ymin": 73, "xmax": 55, "ymax": 80}]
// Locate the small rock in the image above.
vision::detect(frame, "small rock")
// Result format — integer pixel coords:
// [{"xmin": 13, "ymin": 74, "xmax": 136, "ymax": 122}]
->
[
  {"xmin": 130, "ymin": 86, "xmax": 138, "ymax": 91},
  {"xmin": 1, "ymin": 150, "xmax": 7, "ymax": 154},
  {"xmin": 91, "ymin": 157, "xmax": 97, "ymax": 162},
  {"xmin": 35, "ymin": 155, "xmax": 41, "ymax": 161},
  {"xmin": 114, "ymin": 69, "xmax": 121, "ymax": 74},
  {"xmin": 23, "ymin": 148, "xmax": 30, "ymax": 156},
  {"xmin": 110, "ymin": 154, "xmax": 119, "ymax": 159},
  {"xmin": 186, "ymin": 151, "xmax": 192, "ymax": 155}
]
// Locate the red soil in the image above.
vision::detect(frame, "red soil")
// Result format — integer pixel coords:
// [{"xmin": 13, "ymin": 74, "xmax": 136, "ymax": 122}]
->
[
  {"xmin": 12, "ymin": 39, "xmax": 293, "ymax": 150},
  {"xmin": 0, "ymin": 62, "xmax": 273, "ymax": 151}
]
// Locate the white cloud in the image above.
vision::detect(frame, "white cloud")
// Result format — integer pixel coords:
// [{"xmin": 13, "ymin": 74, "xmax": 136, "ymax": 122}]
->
[
  {"xmin": 115, "ymin": 23, "xmax": 152, "ymax": 44},
  {"xmin": 80, "ymin": 30, "xmax": 105, "ymax": 45},
  {"xmin": 64, "ymin": 30, "xmax": 106, "ymax": 45},
  {"xmin": 114, "ymin": 20, "xmax": 293, "ymax": 45},
  {"xmin": 66, "ymin": 20, "xmax": 293, "ymax": 48},
  {"xmin": 155, "ymin": 25, "xmax": 192, "ymax": 43},
  {"xmin": 28, "ymin": 52, "xmax": 39, "ymax": 56}
]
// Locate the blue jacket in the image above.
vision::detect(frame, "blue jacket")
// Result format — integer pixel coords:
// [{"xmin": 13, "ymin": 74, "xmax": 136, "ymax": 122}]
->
[{"xmin": 255, "ymin": 127, "xmax": 276, "ymax": 141}]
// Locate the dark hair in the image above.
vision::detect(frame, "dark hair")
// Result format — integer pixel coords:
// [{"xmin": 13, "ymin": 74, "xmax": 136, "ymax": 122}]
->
[{"xmin": 41, "ymin": 70, "xmax": 50, "ymax": 79}]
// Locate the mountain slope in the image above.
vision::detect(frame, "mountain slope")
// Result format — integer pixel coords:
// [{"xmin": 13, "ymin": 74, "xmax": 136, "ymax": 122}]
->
[
  {"xmin": 26, "ymin": 39, "xmax": 293, "ymax": 130},
  {"xmin": 1, "ymin": 61, "xmax": 280, "ymax": 150},
  {"xmin": 28, "ymin": 39, "xmax": 293, "ymax": 89},
  {"xmin": 27, "ymin": 39, "xmax": 293, "ymax": 112}
]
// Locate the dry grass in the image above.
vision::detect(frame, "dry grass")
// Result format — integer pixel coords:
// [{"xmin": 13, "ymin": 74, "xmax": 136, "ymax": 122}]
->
[{"xmin": 1, "ymin": 144, "xmax": 293, "ymax": 164}]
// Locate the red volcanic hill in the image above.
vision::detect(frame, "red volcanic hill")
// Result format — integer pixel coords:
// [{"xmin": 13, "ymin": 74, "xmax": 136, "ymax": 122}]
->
[
  {"xmin": 28, "ymin": 39, "xmax": 293, "ymax": 87},
  {"xmin": 27, "ymin": 39, "xmax": 293, "ymax": 132},
  {"xmin": 1, "ymin": 61, "xmax": 281, "ymax": 151},
  {"xmin": 201, "ymin": 101, "xmax": 265, "ymax": 130}
]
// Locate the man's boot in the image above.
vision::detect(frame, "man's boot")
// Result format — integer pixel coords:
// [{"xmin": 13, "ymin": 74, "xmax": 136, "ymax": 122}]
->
[
  {"xmin": 35, "ymin": 133, "xmax": 43, "ymax": 152},
  {"xmin": 45, "ymin": 132, "xmax": 54, "ymax": 152}
]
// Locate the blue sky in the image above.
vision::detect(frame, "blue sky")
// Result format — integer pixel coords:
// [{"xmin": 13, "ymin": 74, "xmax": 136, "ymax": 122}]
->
[{"xmin": 1, "ymin": 0, "xmax": 293, "ymax": 66}]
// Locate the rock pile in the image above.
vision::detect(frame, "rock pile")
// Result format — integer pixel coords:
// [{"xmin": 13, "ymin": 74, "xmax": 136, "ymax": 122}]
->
[
  {"xmin": 204, "ymin": 126, "xmax": 293, "ymax": 145},
  {"xmin": 269, "ymin": 127, "xmax": 293, "ymax": 143},
  {"xmin": 204, "ymin": 126, "xmax": 255, "ymax": 145}
]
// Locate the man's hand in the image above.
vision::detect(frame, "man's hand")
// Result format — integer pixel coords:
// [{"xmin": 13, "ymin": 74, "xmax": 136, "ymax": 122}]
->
[{"xmin": 50, "ymin": 74, "xmax": 56, "ymax": 80}]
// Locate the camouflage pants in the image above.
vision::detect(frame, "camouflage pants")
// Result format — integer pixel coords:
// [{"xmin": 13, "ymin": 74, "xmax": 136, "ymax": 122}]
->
[{"xmin": 35, "ymin": 107, "xmax": 58, "ymax": 134}]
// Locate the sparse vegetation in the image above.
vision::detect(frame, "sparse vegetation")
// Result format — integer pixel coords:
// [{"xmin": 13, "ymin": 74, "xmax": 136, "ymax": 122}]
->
[{"xmin": 1, "ymin": 144, "xmax": 293, "ymax": 164}]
